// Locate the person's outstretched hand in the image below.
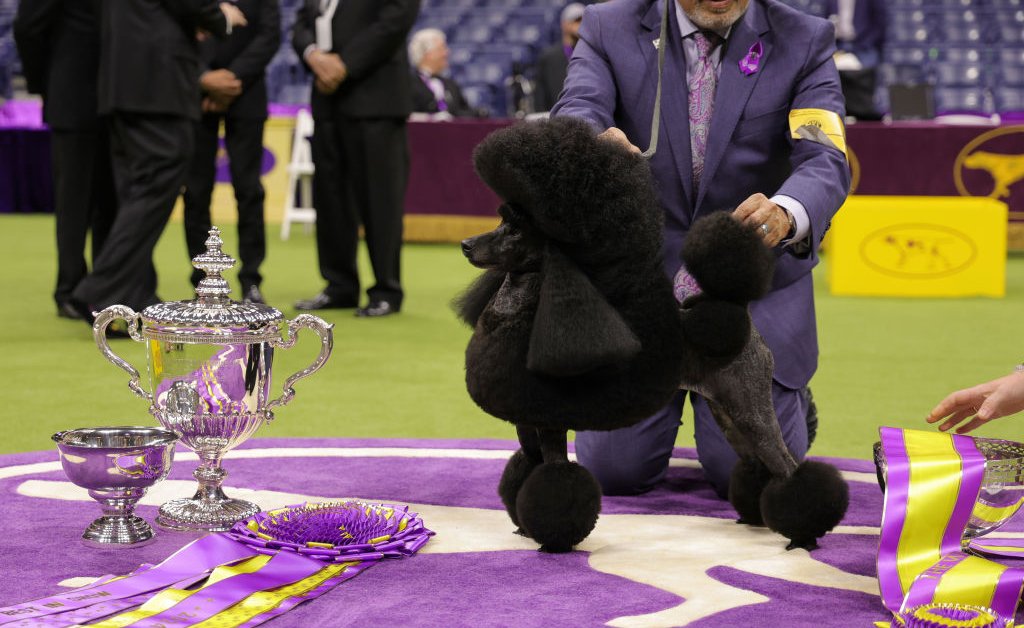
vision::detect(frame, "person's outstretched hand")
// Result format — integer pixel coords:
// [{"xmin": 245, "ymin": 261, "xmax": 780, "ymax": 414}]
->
[{"xmin": 927, "ymin": 371, "xmax": 1024, "ymax": 434}]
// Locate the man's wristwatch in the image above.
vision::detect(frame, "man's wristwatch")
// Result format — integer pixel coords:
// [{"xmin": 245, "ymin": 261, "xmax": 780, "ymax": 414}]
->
[{"xmin": 784, "ymin": 209, "xmax": 797, "ymax": 240}]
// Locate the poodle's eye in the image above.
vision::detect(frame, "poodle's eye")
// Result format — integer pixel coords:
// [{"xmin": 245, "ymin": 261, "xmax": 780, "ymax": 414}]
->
[{"xmin": 499, "ymin": 203, "xmax": 524, "ymax": 225}]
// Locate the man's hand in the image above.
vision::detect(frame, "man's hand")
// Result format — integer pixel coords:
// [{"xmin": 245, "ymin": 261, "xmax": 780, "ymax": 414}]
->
[
  {"xmin": 732, "ymin": 193, "xmax": 791, "ymax": 247},
  {"xmin": 308, "ymin": 50, "xmax": 347, "ymax": 93},
  {"xmin": 202, "ymin": 96, "xmax": 230, "ymax": 113},
  {"xmin": 220, "ymin": 2, "xmax": 247, "ymax": 28},
  {"xmin": 200, "ymin": 69, "xmax": 242, "ymax": 99},
  {"xmin": 598, "ymin": 127, "xmax": 641, "ymax": 154}
]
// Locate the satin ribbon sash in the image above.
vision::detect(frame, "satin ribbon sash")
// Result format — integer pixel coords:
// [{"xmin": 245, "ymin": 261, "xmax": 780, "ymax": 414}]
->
[
  {"xmin": 0, "ymin": 535, "xmax": 259, "ymax": 626},
  {"xmin": 877, "ymin": 427, "xmax": 1024, "ymax": 621}
]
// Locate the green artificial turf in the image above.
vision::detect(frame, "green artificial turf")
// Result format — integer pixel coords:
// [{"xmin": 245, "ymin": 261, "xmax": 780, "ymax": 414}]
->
[{"xmin": 2, "ymin": 214, "xmax": 1022, "ymax": 460}]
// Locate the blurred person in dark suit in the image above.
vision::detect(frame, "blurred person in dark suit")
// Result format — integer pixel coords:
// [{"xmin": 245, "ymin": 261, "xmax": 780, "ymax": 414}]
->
[
  {"xmin": 292, "ymin": 0, "xmax": 421, "ymax": 317},
  {"xmin": 67, "ymin": 0, "xmax": 246, "ymax": 318},
  {"xmin": 14, "ymin": 0, "xmax": 117, "ymax": 320},
  {"xmin": 531, "ymin": 2, "xmax": 584, "ymax": 113},
  {"xmin": 408, "ymin": 28, "xmax": 477, "ymax": 118},
  {"xmin": 827, "ymin": 0, "xmax": 886, "ymax": 120},
  {"xmin": 182, "ymin": 0, "xmax": 280, "ymax": 305}
]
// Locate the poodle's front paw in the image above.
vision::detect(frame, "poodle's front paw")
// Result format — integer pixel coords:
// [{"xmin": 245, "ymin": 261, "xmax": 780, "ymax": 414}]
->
[
  {"xmin": 499, "ymin": 449, "xmax": 541, "ymax": 529},
  {"xmin": 516, "ymin": 461, "xmax": 602, "ymax": 552}
]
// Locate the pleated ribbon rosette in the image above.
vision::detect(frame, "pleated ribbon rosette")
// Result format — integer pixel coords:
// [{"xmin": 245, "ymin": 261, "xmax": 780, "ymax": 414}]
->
[{"xmin": 0, "ymin": 501, "xmax": 433, "ymax": 628}]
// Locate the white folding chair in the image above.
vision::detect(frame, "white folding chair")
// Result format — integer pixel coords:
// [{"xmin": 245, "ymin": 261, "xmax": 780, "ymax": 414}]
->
[{"xmin": 280, "ymin": 108, "xmax": 316, "ymax": 240}]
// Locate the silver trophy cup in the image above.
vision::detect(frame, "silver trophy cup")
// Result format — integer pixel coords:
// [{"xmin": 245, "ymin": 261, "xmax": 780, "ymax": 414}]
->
[
  {"xmin": 53, "ymin": 426, "xmax": 178, "ymax": 547},
  {"xmin": 92, "ymin": 228, "xmax": 334, "ymax": 532}
]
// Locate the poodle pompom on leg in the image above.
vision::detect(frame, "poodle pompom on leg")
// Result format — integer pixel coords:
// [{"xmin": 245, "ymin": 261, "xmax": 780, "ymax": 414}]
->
[
  {"xmin": 759, "ymin": 460, "xmax": 850, "ymax": 551},
  {"xmin": 728, "ymin": 458, "xmax": 774, "ymax": 526},
  {"xmin": 498, "ymin": 448, "xmax": 541, "ymax": 533},
  {"xmin": 516, "ymin": 461, "xmax": 602, "ymax": 553}
]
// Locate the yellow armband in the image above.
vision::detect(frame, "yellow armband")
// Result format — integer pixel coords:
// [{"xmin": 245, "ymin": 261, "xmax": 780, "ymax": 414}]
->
[{"xmin": 788, "ymin": 108, "xmax": 847, "ymax": 158}]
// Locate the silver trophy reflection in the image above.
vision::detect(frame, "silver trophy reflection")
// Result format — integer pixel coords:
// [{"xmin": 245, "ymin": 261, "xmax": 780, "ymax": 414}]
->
[{"xmin": 92, "ymin": 228, "xmax": 334, "ymax": 532}]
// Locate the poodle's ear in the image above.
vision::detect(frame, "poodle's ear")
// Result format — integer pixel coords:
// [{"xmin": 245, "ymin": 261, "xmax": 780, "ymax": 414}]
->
[
  {"xmin": 452, "ymin": 269, "xmax": 507, "ymax": 327},
  {"xmin": 526, "ymin": 244, "xmax": 641, "ymax": 377}
]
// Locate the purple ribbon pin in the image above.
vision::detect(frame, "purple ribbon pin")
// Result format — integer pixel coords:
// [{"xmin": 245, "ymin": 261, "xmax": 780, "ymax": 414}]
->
[{"xmin": 739, "ymin": 40, "xmax": 763, "ymax": 76}]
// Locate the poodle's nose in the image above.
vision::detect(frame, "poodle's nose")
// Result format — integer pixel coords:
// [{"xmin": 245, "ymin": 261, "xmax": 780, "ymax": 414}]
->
[{"xmin": 461, "ymin": 239, "xmax": 473, "ymax": 256}]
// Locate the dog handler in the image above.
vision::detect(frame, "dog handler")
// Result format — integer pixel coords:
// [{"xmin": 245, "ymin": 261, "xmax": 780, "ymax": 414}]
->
[{"xmin": 552, "ymin": 0, "xmax": 851, "ymax": 497}]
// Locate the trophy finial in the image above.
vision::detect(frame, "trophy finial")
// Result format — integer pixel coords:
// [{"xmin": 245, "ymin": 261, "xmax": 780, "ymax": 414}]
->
[{"xmin": 193, "ymin": 227, "xmax": 236, "ymax": 304}]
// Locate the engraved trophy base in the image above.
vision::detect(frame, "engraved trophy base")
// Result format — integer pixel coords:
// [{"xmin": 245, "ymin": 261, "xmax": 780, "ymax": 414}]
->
[
  {"xmin": 82, "ymin": 514, "xmax": 156, "ymax": 548},
  {"xmin": 156, "ymin": 496, "xmax": 260, "ymax": 533}
]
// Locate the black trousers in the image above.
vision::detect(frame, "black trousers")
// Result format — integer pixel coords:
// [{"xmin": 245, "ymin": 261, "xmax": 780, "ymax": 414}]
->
[
  {"xmin": 50, "ymin": 127, "xmax": 118, "ymax": 305},
  {"xmin": 182, "ymin": 114, "xmax": 267, "ymax": 290},
  {"xmin": 310, "ymin": 116, "xmax": 408, "ymax": 308},
  {"xmin": 73, "ymin": 112, "xmax": 193, "ymax": 310}
]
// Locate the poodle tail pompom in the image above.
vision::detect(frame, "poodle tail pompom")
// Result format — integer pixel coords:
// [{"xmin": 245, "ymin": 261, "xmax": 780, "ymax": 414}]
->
[
  {"xmin": 682, "ymin": 212, "xmax": 775, "ymax": 304},
  {"xmin": 680, "ymin": 296, "xmax": 751, "ymax": 366},
  {"xmin": 516, "ymin": 461, "xmax": 602, "ymax": 553},
  {"xmin": 759, "ymin": 460, "xmax": 850, "ymax": 551},
  {"xmin": 728, "ymin": 458, "xmax": 774, "ymax": 526},
  {"xmin": 498, "ymin": 449, "xmax": 540, "ymax": 530}
]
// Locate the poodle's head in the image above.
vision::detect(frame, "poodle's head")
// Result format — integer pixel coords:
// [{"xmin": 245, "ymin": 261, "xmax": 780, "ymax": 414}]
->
[
  {"xmin": 462, "ymin": 203, "xmax": 545, "ymax": 274},
  {"xmin": 472, "ymin": 117, "xmax": 663, "ymax": 266}
]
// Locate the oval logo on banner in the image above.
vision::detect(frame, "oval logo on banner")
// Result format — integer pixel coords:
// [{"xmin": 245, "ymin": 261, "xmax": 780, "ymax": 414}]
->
[
  {"xmin": 859, "ymin": 223, "xmax": 977, "ymax": 279},
  {"xmin": 848, "ymin": 145, "xmax": 861, "ymax": 194},
  {"xmin": 954, "ymin": 125, "xmax": 1024, "ymax": 204}
]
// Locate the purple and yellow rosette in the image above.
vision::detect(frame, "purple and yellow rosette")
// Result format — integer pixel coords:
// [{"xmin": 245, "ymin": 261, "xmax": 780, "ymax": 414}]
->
[
  {"xmin": 899, "ymin": 603, "xmax": 1011, "ymax": 628},
  {"xmin": 0, "ymin": 501, "xmax": 434, "ymax": 628},
  {"xmin": 877, "ymin": 428, "xmax": 1024, "ymax": 624}
]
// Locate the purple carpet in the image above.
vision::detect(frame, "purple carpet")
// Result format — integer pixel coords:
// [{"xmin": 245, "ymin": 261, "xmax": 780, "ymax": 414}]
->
[{"xmin": 1, "ymin": 438, "xmax": 1022, "ymax": 627}]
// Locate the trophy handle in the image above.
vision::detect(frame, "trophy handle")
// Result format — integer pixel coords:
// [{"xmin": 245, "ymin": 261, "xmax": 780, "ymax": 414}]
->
[
  {"xmin": 266, "ymin": 314, "xmax": 334, "ymax": 418},
  {"xmin": 94, "ymin": 305, "xmax": 152, "ymax": 404}
]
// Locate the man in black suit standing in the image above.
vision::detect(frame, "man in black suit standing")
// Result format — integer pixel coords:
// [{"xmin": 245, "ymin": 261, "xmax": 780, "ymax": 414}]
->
[
  {"xmin": 182, "ymin": 0, "xmax": 280, "ymax": 305},
  {"xmin": 292, "ymin": 0, "xmax": 421, "ymax": 317},
  {"xmin": 531, "ymin": 3, "xmax": 584, "ymax": 113},
  {"xmin": 69, "ymin": 0, "xmax": 247, "ymax": 317},
  {"xmin": 408, "ymin": 28, "xmax": 476, "ymax": 118},
  {"xmin": 13, "ymin": 0, "xmax": 117, "ymax": 320}
]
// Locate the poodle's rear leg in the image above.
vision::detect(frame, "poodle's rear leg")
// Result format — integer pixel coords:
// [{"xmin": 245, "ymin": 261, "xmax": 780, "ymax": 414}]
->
[
  {"xmin": 515, "ymin": 428, "xmax": 602, "ymax": 553},
  {"xmin": 499, "ymin": 425, "xmax": 544, "ymax": 534}
]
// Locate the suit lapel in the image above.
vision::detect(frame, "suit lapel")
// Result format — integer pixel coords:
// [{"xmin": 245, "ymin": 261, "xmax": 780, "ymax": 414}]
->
[
  {"xmin": 639, "ymin": 0, "xmax": 694, "ymax": 212},
  {"xmin": 696, "ymin": 2, "xmax": 771, "ymax": 211}
]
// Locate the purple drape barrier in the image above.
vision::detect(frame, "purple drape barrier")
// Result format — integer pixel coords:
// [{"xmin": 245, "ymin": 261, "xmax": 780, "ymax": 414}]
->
[{"xmin": 2, "ymin": 103, "xmax": 1022, "ymax": 231}]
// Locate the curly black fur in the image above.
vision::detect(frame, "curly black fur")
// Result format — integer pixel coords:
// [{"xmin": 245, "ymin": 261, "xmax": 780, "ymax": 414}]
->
[
  {"xmin": 516, "ymin": 461, "xmax": 602, "ymax": 553},
  {"xmin": 759, "ymin": 460, "xmax": 850, "ymax": 551},
  {"xmin": 460, "ymin": 118, "xmax": 684, "ymax": 431},
  {"xmin": 728, "ymin": 458, "xmax": 774, "ymax": 525},
  {"xmin": 498, "ymin": 449, "xmax": 540, "ymax": 529},
  {"xmin": 682, "ymin": 211, "xmax": 775, "ymax": 304}
]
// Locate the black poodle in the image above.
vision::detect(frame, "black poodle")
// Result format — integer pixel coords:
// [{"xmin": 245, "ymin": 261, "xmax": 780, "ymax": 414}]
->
[{"xmin": 456, "ymin": 117, "xmax": 847, "ymax": 553}]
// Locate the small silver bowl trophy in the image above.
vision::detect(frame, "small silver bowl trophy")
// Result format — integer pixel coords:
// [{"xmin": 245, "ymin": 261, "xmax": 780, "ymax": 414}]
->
[
  {"xmin": 874, "ymin": 438, "xmax": 1024, "ymax": 543},
  {"xmin": 79, "ymin": 228, "xmax": 334, "ymax": 535},
  {"xmin": 52, "ymin": 427, "xmax": 178, "ymax": 547}
]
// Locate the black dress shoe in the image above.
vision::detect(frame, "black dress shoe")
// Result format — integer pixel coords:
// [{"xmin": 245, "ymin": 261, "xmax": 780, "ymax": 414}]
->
[
  {"xmin": 294, "ymin": 292, "xmax": 357, "ymax": 311},
  {"xmin": 242, "ymin": 285, "xmax": 265, "ymax": 304},
  {"xmin": 57, "ymin": 301, "xmax": 83, "ymax": 320},
  {"xmin": 65, "ymin": 298, "xmax": 97, "ymax": 326},
  {"xmin": 355, "ymin": 301, "xmax": 398, "ymax": 317}
]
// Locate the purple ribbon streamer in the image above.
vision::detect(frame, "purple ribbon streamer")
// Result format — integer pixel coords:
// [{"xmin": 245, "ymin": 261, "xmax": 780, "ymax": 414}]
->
[
  {"xmin": 877, "ymin": 427, "xmax": 911, "ymax": 612},
  {"xmin": 0, "ymin": 534, "xmax": 258, "ymax": 625},
  {"xmin": 129, "ymin": 550, "xmax": 325, "ymax": 628},
  {"xmin": 739, "ymin": 40, "xmax": 762, "ymax": 76}
]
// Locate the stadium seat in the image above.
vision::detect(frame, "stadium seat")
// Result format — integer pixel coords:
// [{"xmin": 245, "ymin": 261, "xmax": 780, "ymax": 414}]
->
[
  {"xmin": 934, "ymin": 62, "xmax": 988, "ymax": 87},
  {"xmin": 281, "ymin": 109, "xmax": 316, "ymax": 241},
  {"xmin": 934, "ymin": 87, "xmax": 992, "ymax": 114}
]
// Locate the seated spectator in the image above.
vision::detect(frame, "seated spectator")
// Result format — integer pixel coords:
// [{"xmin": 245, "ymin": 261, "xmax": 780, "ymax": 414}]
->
[
  {"xmin": 532, "ymin": 3, "xmax": 584, "ymax": 113},
  {"xmin": 408, "ymin": 28, "xmax": 478, "ymax": 119}
]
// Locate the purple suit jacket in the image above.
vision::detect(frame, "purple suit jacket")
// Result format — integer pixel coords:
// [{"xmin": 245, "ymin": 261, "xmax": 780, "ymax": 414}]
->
[{"xmin": 552, "ymin": 0, "xmax": 851, "ymax": 389}]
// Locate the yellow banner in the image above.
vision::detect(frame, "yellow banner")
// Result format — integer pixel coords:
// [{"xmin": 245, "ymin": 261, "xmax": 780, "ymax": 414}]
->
[{"xmin": 827, "ymin": 196, "xmax": 1007, "ymax": 297}]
